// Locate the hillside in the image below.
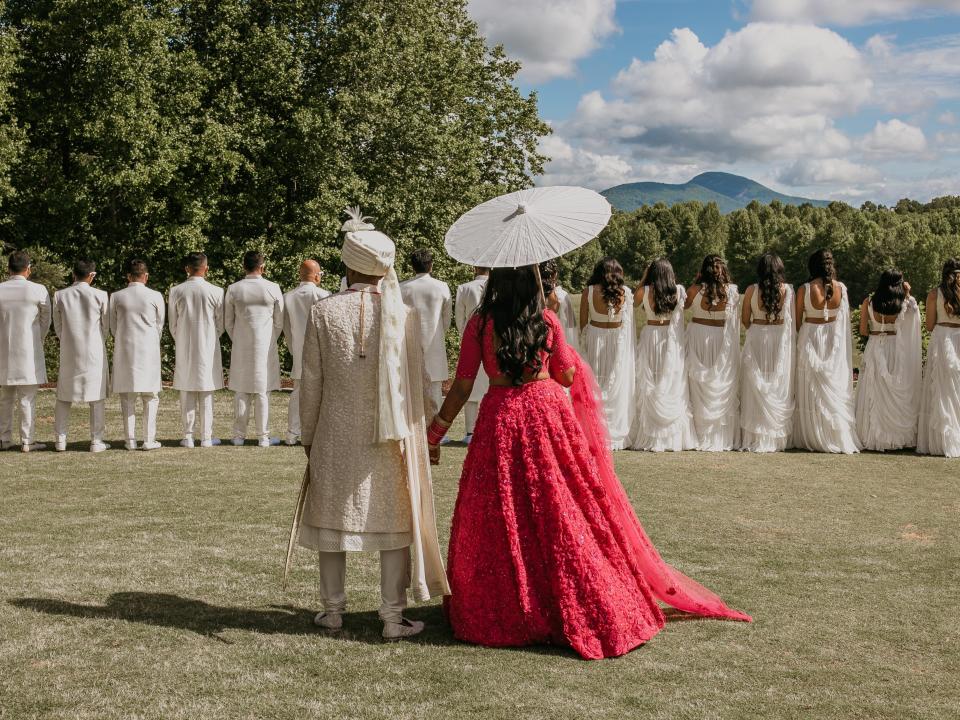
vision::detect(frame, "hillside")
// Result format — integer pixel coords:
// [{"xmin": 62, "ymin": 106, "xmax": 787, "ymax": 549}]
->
[{"xmin": 602, "ymin": 172, "xmax": 831, "ymax": 213}]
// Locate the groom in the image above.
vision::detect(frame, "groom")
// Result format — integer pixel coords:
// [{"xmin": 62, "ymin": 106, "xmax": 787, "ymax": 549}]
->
[{"xmin": 297, "ymin": 209, "xmax": 449, "ymax": 639}]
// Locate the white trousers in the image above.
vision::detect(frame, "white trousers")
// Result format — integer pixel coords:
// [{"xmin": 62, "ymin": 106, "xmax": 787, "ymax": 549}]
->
[
  {"xmin": 180, "ymin": 391, "xmax": 214, "ymax": 441},
  {"xmin": 120, "ymin": 392, "xmax": 159, "ymax": 443},
  {"xmin": 0, "ymin": 384, "xmax": 38, "ymax": 445},
  {"xmin": 54, "ymin": 399, "xmax": 106, "ymax": 443},
  {"xmin": 428, "ymin": 381, "xmax": 443, "ymax": 413},
  {"xmin": 317, "ymin": 547, "xmax": 410, "ymax": 624},
  {"xmin": 287, "ymin": 380, "xmax": 301, "ymax": 438},
  {"xmin": 233, "ymin": 391, "xmax": 269, "ymax": 440},
  {"xmin": 464, "ymin": 401, "xmax": 479, "ymax": 435}
]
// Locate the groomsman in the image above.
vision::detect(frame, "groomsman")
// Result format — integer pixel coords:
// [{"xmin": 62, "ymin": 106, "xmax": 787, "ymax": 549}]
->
[
  {"xmin": 225, "ymin": 251, "xmax": 283, "ymax": 447},
  {"xmin": 282, "ymin": 259, "xmax": 329, "ymax": 446},
  {"xmin": 400, "ymin": 249, "xmax": 452, "ymax": 410},
  {"xmin": 169, "ymin": 252, "xmax": 224, "ymax": 448},
  {"xmin": 454, "ymin": 267, "xmax": 489, "ymax": 443},
  {"xmin": 0, "ymin": 250, "xmax": 51, "ymax": 452},
  {"xmin": 111, "ymin": 258, "xmax": 165, "ymax": 451},
  {"xmin": 52, "ymin": 259, "xmax": 110, "ymax": 452}
]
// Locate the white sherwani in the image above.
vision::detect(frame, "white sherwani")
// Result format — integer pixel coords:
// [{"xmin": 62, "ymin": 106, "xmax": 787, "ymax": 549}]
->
[
  {"xmin": 400, "ymin": 273, "xmax": 452, "ymax": 408},
  {"xmin": 455, "ymin": 275, "xmax": 489, "ymax": 435},
  {"xmin": 282, "ymin": 282, "xmax": 330, "ymax": 441},
  {"xmin": 0, "ymin": 275, "xmax": 51, "ymax": 446},
  {"xmin": 52, "ymin": 282, "xmax": 109, "ymax": 445}
]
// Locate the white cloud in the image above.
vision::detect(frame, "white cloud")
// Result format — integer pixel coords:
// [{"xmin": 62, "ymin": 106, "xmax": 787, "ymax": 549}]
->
[
  {"xmin": 467, "ymin": 0, "xmax": 617, "ymax": 82},
  {"xmin": 749, "ymin": 0, "xmax": 960, "ymax": 26},
  {"xmin": 537, "ymin": 135, "xmax": 634, "ymax": 189},
  {"xmin": 939, "ymin": 111, "xmax": 958, "ymax": 125},
  {"xmin": 777, "ymin": 158, "xmax": 883, "ymax": 186},
  {"xmin": 860, "ymin": 119, "xmax": 928, "ymax": 155},
  {"xmin": 866, "ymin": 34, "xmax": 960, "ymax": 113}
]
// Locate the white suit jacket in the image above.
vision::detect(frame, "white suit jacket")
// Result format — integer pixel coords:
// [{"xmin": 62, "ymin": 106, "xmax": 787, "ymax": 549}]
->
[
  {"xmin": 0, "ymin": 275, "xmax": 51, "ymax": 386},
  {"xmin": 225, "ymin": 275, "xmax": 284, "ymax": 393},
  {"xmin": 53, "ymin": 282, "xmax": 110, "ymax": 402},
  {"xmin": 110, "ymin": 282, "xmax": 165, "ymax": 394},
  {"xmin": 168, "ymin": 277, "xmax": 225, "ymax": 392},
  {"xmin": 400, "ymin": 273, "xmax": 452, "ymax": 382},
  {"xmin": 283, "ymin": 282, "xmax": 330, "ymax": 380},
  {"xmin": 454, "ymin": 275, "xmax": 489, "ymax": 403}
]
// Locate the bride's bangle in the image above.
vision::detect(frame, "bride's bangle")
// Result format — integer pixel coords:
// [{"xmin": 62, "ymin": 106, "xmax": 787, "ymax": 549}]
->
[{"xmin": 427, "ymin": 416, "xmax": 451, "ymax": 446}]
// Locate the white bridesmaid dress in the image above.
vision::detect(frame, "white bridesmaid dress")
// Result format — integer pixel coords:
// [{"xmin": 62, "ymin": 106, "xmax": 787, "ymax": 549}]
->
[
  {"xmin": 855, "ymin": 298, "xmax": 922, "ymax": 451},
  {"xmin": 740, "ymin": 284, "xmax": 795, "ymax": 452},
  {"xmin": 581, "ymin": 285, "xmax": 635, "ymax": 450},
  {"xmin": 628, "ymin": 285, "xmax": 697, "ymax": 452},
  {"xmin": 686, "ymin": 284, "xmax": 740, "ymax": 451},
  {"xmin": 917, "ymin": 289, "xmax": 960, "ymax": 457},
  {"xmin": 794, "ymin": 282, "xmax": 861, "ymax": 454}
]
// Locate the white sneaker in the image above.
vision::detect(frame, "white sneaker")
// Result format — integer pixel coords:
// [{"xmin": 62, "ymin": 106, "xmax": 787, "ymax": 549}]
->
[
  {"xmin": 231, "ymin": 437, "xmax": 245, "ymax": 447},
  {"xmin": 125, "ymin": 440, "xmax": 138, "ymax": 451},
  {"xmin": 382, "ymin": 618, "xmax": 425, "ymax": 639},
  {"xmin": 141, "ymin": 441, "xmax": 162, "ymax": 451},
  {"xmin": 55, "ymin": 438, "xmax": 67, "ymax": 452},
  {"xmin": 90, "ymin": 441, "xmax": 111, "ymax": 453},
  {"xmin": 285, "ymin": 434, "xmax": 299, "ymax": 446},
  {"xmin": 440, "ymin": 436, "xmax": 453, "ymax": 446},
  {"xmin": 463, "ymin": 433, "xmax": 473, "ymax": 445},
  {"xmin": 200, "ymin": 438, "xmax": 221, "ymax": 448},
  {"xmin": 21, "ymin": 442, "xmax": 46, "ymax": 453},
  {"xmin": 258, "ymin": 437, "xmax": 281, "ymax": 448},
  {"xmin": 179, "ymin": 438, "xmax": 195, "ymax": 449},
  {"xmin": 313, "ymin": 612, "xmax": 343, "ymax": 630}
]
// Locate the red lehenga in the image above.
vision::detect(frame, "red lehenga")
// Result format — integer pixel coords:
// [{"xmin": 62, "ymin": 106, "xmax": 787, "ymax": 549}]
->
[{"xmin": 445, "ymin": 310, "xmax": 751, "ymax": 660}]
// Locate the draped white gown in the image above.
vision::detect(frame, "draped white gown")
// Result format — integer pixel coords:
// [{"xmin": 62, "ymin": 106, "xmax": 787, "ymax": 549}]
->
[
  {"xmin": 918, "ymin": 290, "xmax": 960, "ymax": 457},
  {"xmin": 628, "ymin": 285, "xmax": 697, "ymax": 452},
  {"xmin": 686, "ymin": 285, "xmax": 740, "ymax": 451},
  {"xmin": 855, "ymin": 298, "xmax": 922, "ymax": 451},
  {"xmin": 794, "ymin": 283, "xmax": 861, "ymax": 454},
  {"xmin": 581, "ymin": 287, "xmax": 635, "ymax": 451},
  {"xmin": 739, "ymin": 285, "xmax": 795, "ymax": 452}
]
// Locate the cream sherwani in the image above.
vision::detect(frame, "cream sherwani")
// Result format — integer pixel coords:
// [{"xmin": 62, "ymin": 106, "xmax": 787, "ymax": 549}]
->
[
  {"xmin": 400, "ymin": 273, "xmax": 452, "ymax": 409},
  {"xmin": 52, "ymin": 282, "xmax": 110, "ymax": 445},
  {"xmin": 111, "ymin": 282, "xmax": 165, "ymax": 445},
  {"xmin": 169, "ymin": 276, "xmax": 225, "ymax": 443},
  {"xmin": 282, "ymin": 282, "xmax": 329, "ymax": 442},
  {"xmin": 454, "ymin": 275, "xmax": 489, "ymax": 435},
  {"xmin": 298, "ymin": 285, "xmax": 448, "ymax": 620},
  {"xmin": 0, "ymin": 275, "xmax": 51, "ymax": 446},
  {"xmin": 225, "ymin": 274, "xmax": 283, "ymax": 442}
]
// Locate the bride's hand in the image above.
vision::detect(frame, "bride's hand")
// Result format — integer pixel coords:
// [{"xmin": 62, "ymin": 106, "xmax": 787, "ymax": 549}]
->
[{"xmin": 429, "ymin": 444, "xmax": 440, "ymax": 466}]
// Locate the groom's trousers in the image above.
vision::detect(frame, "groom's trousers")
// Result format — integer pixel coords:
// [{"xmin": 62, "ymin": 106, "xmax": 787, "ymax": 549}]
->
[{"xmin": 317, "ymin": 547, "xmax": 410, "ymax": 624}]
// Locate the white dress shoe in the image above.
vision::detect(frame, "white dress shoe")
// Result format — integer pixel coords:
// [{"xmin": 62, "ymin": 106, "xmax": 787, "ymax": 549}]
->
[
  {"xmin": 179, "ymin": 438, "xmax": 195, "ymax": 449},
  {"xmin": 90, "ymin": 441, "xmax": 111, "ymax": 453},
  {"xmin": 313, "ymin": 612, "xmax": 343, "ymax": 630},
  {"xmin": 124, "ymin": 440, "xmax": 138, "ymax": 451},
  {"xmin": 200, "ymin": 438, "xmax": 221, "ymax": 448},
  {"xmin": 141, "ymin": 441, "xmax": 162, "ymax": 451},
  {"xmin": 463, "ymin": 433, "xmax": 473, "ymax": 445},
  {"xmin": 285, "ymin": 434, "xmax": 299, "ymax": 446},
  {"xmin": 21, "ymin": 442, "xmax": 46, "ymax": 453},
  {"xmin": 382, "ymin": 618, "xmax": 425, "ymax": 640},
  {"xmin": 55, "ymin": 439, "xmax": 67, "ymax": 452},
  {"xmin": 258, "ymin": 437, "xmax": 281, "ymax": 448},
  {"xmin": 231, "ymin": 437, "xmax": 245, "ymax": 447}
]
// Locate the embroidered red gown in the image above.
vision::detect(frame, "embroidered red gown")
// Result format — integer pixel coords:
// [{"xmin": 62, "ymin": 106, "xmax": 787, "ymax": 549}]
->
[{"xmin": 445, "ymin": 310, "xmax": 751, "ymax": 660}]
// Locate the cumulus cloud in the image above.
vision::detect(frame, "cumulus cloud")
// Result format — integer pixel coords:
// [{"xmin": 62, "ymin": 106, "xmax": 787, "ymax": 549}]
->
[
  {"xmin": 748, "ymin": 0, "xmax": 960, "ymax": 26},
  {"xmin": 537, "ymin": 135, "xmax": 634, "ymax": 189},
  {"xmin": 865, "ymin": 33, "xmax": 960, "ymax": 113},
  {"xmin": 467, "ymin": 0, "xmax": 617, "ymax": 82},
  {"xmin": 860, "ymin": 119, "xmax": 928, "ymax": 155},
  {"xmin": 777, "ymin": 158, "xmax": 883, "ymax": 186}
]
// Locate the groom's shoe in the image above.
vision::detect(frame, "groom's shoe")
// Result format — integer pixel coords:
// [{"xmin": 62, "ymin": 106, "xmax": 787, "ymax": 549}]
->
[
  {"xmin": 382, "ymin": 618, "xmax": 425, "ymax": 640},
  {"xmin": 313, "ymin": 612, "xmax": 343, "ymax": 631}
]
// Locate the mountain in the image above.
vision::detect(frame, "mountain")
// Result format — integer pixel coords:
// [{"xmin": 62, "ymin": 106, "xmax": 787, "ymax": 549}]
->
[{"xmin": 601, "ymin": 172, "xmax": 831, "ymax": 213}]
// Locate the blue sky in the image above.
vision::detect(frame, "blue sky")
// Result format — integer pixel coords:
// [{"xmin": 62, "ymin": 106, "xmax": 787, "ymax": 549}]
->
[{"xmin": 468, "ymin": 0, "xmax": 960, "ymax": 204}]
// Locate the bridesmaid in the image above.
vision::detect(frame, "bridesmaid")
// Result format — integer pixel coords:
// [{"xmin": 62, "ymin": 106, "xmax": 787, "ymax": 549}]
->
[
  {"xmin": 627, "ymin": 258, "xmax": 697, "ymax": 452},
  {"xmin": 684, "ymin": 255, "xmax": 740, "ymax": 451},
  {"xmin": 580, "ymin": 257, "xmax": 635, "ymax": 450},
  {"xmin": 918, "ymin": 258, "xmax": 960, "ymax": 457},
  {"xmin": 794, "ymin": 249, "xmax": 861, "ymax": 454},
  {"xmin": 855, "ymin": 269, "xmax": 922, "ymax": 452},
  {"xmin": 739, "ymin": 253, "xmax": 795, "ymax": 452}
]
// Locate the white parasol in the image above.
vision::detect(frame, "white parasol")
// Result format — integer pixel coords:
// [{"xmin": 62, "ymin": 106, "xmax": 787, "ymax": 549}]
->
[{"xmin": 444, "ymin": 186, "xmax": 612, "ymax": 268}]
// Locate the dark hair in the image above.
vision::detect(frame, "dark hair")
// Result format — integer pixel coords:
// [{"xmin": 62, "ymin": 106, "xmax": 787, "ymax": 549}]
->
[
  {"xmin": 539, "ymin": 259, "xmax": 559, "ymax": 297},
  {"xmin": 73, "ymin": 259, "xmax": 96, "ymax": 279},
  {"xmin": 184, "ymin": 252, "xmax": 207, "ymax": 273},
  {"xmin": 586, "ymin": 257, "xmax": 625, "ymax": 312},
  {"xmin": 410, "ymin": 248, "xmax": 434, "ymax": 274},
  {"xmin": 476, "ymin": 266, "xmax": 550, "ymax": 386},
  {"xmin": 871, "ymin": 269, "xmax": 906, "ymax": 316},
  {"xmin": 756, "ymin": 253, "xmax": 785, "ymax": 321},
  {"xmin": 699, "ymin": 254, "xmax": 730, "ymax": 306},
  {"xmin": 940, "ymin": 258, "xmax": 960, "ymax": 317},
  {"xmin": 125, "ymin": 258, "xmax": 148, "ymax": 277},
  {"xmin": 644, "ymin": 258, "xmax": 678, "ymax": 315},
  {"xmin": 808, "ymin": 249, "xmax": 837, "ymax": 302},
  {"xmin": 8, "ymin": 250, "xmax": 30, "ymax": 273},
  {"xmin": 243, "ymin": 250, "xmax": 265, "ymax": 273}
]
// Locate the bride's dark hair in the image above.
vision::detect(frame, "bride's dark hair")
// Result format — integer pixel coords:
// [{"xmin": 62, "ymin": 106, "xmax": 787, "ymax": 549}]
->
[
  {"xmin": 808, "ymin": 249, "xmax": 837, "ymax": 302},
  {"xmin": 586, "ymin": 257, "xmax": 625, "ymax": 311},
  {"xmin": 871, "ymin": 269, "xmax": 906, "ymax": 316},
  {"xmin": 699, "ymin": 254, "xmax": 730, "ymax": 306},
  {"xmin": 756, "ymin": 253, "xmax": 785, "ymax": 321},
  {"xmin": 644, "ymin": 258, "xmax": 678, "ymax": 315},
  {"xmin": 477, "ymin": 266, "xmax": 550, "ymax": 385}
]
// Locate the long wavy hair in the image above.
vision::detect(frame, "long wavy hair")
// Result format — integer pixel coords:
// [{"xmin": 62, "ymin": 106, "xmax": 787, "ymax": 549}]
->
[
  {"xmin": 539, "ymin": 259, "xmax": 559, "ymax": 297},
  {"xmin": 756, "ymin": 253, "xmax": 785, "ymax": 321},
  {"xmin": 940, "ymin": 258, "xmax": 960, "ymax": 317},
  {"xmin": 699, "ymin": 254, "xmax": 730, "ymax": 306},
  {"xmin": 476, "ymin": 266, "xmax": 550, "ymax": 385},
  {"xmin": 586, "ymin": 257, "xmax": 625, "ymax": 312},
  {"xmin": 870, "ymin": 269, "xmax": 906, "ymax": 316},
  {"xmin": 644, "ymin": 258, "xmax": 678, "ymax": 315},
  {"xmin": 808, "ymin": 249, "xmax": 837, "ymax": 302}
]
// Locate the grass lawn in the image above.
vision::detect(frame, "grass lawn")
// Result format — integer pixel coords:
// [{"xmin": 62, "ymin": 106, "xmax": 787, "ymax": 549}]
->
[{"xmin": 1, "ymin": 389, "xmax": 957, "ymax": 719}]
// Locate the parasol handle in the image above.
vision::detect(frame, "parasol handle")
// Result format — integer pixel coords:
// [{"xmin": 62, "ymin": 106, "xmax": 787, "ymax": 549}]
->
[{"xmin": 533, "ymin": 263, "xmax": 546, "ymax": 305}]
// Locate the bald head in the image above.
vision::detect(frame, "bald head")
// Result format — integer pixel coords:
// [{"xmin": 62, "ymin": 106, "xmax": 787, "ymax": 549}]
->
[{"xmin": 299, "ymin": 259, "xmax": 322, "ymax": 284}]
